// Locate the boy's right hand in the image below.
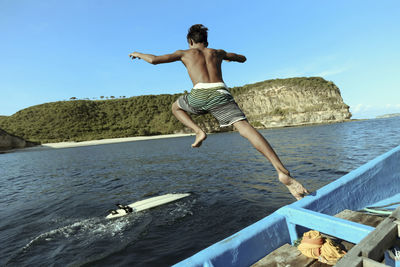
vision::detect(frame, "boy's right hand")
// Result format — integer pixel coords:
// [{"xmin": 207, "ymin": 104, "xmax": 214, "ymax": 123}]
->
[{"xmin": 129, "ymin": 52, "xmax": 140, "ymax": 60}]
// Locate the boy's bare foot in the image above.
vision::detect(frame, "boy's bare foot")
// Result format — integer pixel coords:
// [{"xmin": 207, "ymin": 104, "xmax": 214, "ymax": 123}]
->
[
  {"xmin": 278, "ymin": 173, "xmax": 310, "ymax": 200},
  {"xmin": 192, "ymin": 130, "xmax": 207, "ymax": 148}
]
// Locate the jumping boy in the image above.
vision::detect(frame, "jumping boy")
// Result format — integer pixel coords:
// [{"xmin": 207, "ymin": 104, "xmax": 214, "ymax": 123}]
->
[{"xmin": 129, "ymin": 24, "xmax": 309, "ymax": 200}]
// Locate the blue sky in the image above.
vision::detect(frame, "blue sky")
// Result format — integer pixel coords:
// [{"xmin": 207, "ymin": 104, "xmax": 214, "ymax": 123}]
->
[{"xmin": 1, "ymin": 0, "xmax": 399, "ymax": 119}]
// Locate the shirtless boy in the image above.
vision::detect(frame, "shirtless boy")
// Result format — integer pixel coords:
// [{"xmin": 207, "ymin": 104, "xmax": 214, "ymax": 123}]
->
[{"xmin": 129, "ymin": 24, "xmax": 309, "ymax": 200}]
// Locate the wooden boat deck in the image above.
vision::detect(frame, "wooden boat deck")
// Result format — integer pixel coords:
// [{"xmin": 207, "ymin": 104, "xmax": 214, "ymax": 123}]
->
[{"xmin": 252, "ymin": 209, "xmax": 385, "ymax": 267}]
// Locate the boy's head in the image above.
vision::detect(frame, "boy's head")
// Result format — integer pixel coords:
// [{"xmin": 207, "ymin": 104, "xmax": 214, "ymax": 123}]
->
[{"xmin": 187, "ymin": 24, "xmax": 208, "ymax": 47}]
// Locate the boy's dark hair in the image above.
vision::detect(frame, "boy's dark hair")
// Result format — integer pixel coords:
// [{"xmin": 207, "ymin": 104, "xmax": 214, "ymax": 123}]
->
[{"xmin": 187, "ymin": 24, "xmax": 208, "ymax": 46}]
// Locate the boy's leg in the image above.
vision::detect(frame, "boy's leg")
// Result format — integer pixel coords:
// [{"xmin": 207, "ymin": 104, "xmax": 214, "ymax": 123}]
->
[
  {"xmin": 233, "ymin": 119, "xmax": 309, "ymax": 200},
  {"xmin": 172, "ymin": 101, "xmax": 207, "ymax": 148}
]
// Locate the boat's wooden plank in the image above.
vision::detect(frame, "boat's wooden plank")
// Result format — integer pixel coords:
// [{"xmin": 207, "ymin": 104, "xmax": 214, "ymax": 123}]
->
[
  {"xmin": 360, "ymin": 217, "xmax": 398, "ymax": 261},
  {"xmin": 362, "ymin": 257, "xmax": 389, "ymax": 267},
  {"xmin": 250, "ymin": 243, "xmax": 316, "ymax": 267},
  {"xmin": 390, "ymin": 207, "xmax": 400, "ymax": 220},
  {"xmin": 336, "ymin": 207, "xmax": 400, "ymax": 266},
  {"xmin": 309, "ymin": 260, "xmax": 342, "ymax": 267},
  {"xmin": 336, "ymin": 256, "xmax": 363, "ymax": 267},
  {"xmin": 335, "ymin": 209, "xmax": 385, "ymax": 228},
  {"xmin": 395, "ymin": 220, "xmax": 400, "ymax": 237}
]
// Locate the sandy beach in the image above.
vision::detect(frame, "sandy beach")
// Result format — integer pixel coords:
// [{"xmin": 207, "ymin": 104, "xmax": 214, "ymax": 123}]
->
[{"xmin": 21, "ymin": 133, "xmax": 194, "ymax": 151}]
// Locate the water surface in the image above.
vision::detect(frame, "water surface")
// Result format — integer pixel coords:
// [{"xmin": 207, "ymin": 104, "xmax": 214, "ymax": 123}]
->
[{"xmin": 1, "ymin": 117, "xmax": 399, "ymax": 266}]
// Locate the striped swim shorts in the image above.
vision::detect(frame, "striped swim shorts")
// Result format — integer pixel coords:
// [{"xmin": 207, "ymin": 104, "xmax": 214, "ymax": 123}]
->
[{"xmin": 177, "ymin": 82, "xmax": 247, "ymax": 127}]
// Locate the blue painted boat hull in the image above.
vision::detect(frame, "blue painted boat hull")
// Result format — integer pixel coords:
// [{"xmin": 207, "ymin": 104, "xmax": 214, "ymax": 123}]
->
[{"xmin": 174, "ymin": 145, "xmax": 400, "ymax": 267}]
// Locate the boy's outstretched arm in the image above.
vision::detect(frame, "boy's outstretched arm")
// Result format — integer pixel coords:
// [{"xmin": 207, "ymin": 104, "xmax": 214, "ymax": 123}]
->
[
  {"xmin": 129, "ymin": 50, "xmax": 184, "ymax": 65},
  {"xmin": 223, "ymin": 51, "xmax": 246, "ymax": 63}
]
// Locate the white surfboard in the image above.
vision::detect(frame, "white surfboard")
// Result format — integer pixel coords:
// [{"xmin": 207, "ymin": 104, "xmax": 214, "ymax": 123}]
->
[{"xmin": 106, "ymin": 193, "xmax": 191, "ymax": 219}]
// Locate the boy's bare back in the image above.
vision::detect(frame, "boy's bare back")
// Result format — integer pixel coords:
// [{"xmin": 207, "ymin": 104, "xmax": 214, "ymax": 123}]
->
[{"xmin": 180, "ymin": 47, "xmax": 225, "ymax": 85}]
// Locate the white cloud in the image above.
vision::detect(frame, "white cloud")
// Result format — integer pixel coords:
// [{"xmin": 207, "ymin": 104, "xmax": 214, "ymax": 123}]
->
[
  {"xmin": 315, "ymin": 65, "xmax": 351, "ymax": 77},
  {"xmin": 350, "ymin": 103, "xmax": 400, "ymax": 119},
  {"xmin": 352, "ymin": 104, "xmax": 363, "ymax": 113},
  {"xmin": 385, "ymin": 104, "xmax": 400, "ymax": 109},
  {"xmin": 273, "ymin": 54, "xmax": 352, "ymax": 79},
  {"xmin": 268, "ymin": 68, "xmax": 306, "ymax": 79}
]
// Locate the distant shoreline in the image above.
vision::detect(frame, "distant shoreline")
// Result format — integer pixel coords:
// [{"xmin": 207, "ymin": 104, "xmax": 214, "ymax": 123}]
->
[
  {"xmin": 9, "ymin": 119, "xmax": 367, "ymax": 153},
  {"xmin": 16, "ymin": 133, "xmax": 194, "ymax": 152}
]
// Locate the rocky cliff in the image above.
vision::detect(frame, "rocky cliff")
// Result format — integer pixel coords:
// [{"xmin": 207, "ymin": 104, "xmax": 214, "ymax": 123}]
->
[
  {"xmin": 233, "ymin": 78, "xmax": 351, "ymax": 128},
  {"xmin": 0, "ymin": 128, "xmax": 38, "ymax": 151}
]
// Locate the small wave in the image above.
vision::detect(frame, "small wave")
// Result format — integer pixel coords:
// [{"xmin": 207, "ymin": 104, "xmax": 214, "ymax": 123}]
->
[
  {"xmin": 6, "ymin": 214, "xmax": 147, "ymax": 267},
  {"xmin": 169, "ymin": 199, "xmax": 195, "ymax": 217},
  {"xmin": 21, "ymin": 217, "xmax": 133, "ymax": 251}
]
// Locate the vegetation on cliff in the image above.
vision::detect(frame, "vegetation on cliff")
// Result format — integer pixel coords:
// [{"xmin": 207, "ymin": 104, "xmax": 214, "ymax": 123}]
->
[
  {"xmin": 0, "ymin": 77, "xmax": 349, "ymax": 143},
  {"xmin": 230, "ymin": 76, "xmax": 339, "ymax": 96}
]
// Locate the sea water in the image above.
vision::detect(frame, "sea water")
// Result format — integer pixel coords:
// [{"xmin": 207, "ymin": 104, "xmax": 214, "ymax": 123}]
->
[{"xmin": 1, "ymin": 117, "xmax": 399, "ymax": 266}]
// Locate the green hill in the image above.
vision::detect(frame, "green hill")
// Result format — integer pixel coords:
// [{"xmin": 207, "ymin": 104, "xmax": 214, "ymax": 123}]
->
[{"xmin": 0, "ymin": 77, "xmax": 348, "ymax": 143}]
